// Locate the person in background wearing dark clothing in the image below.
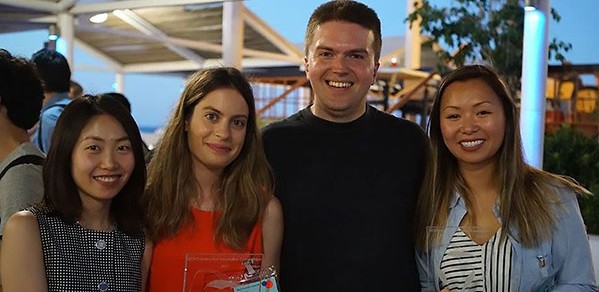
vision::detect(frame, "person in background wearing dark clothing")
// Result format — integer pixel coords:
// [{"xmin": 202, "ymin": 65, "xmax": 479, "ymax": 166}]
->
[
  {"xmin": 0, "ymin": 48, "xmax": 45, "ymax": 291},
  {"xmin": 30, "ymin": 49, "xmax": 72, "ymax": 153},
  {"xmin": 261, "ymin": 1, "xmax": 427, "ymax": 291},
  {"xmin": 68, "ymin": 80, "xmax": 83, "ymax": 99}
]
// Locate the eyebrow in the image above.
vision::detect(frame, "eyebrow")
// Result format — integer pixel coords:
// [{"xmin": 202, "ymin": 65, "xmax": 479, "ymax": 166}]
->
[
  {"xmin": 314, "ymin": 45, "xmax": 369, "ymax": 55},
  {"xmin": 81, "ymin": 135, "xmax": 130, "ymax": 142},
  {"xmin": 202, "ymin": 106, "xmax": 248, "ymax": 119},
  {"xmin": 442, "ymin": 100, "xmax": 494, "ymax": 110}
]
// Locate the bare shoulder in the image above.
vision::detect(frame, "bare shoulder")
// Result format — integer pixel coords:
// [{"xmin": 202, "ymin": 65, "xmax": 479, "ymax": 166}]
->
[
  {"xmin": 3, "ymin": 210, "xmax": 41, "ymax": 248},
  {"xmin": 264, "ymin": 197, "xmax": 283, "ymax": 219},
  {"xmin": 4, "ymin": 210, "xmax": 39, "ymax": 235},
  {"xmin": 1, "ymin": 211, "xmax": 47, "ymax": 291}
]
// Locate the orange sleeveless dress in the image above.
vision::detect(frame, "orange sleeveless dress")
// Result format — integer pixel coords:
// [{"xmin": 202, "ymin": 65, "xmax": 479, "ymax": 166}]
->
[{"xmin": 148, "ymin": 208, "xmax": 263, "ymax": 292}]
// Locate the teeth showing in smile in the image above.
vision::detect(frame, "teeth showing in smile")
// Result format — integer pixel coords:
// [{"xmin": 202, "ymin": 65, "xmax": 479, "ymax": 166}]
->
[
  {"xmin": 327, "ymin": 81, "xmax": 352, "ymax": 88},
  {"xmin": 461, "ymin": 139, "xmax": 484, "ymax": 148},
  {"xmin": 95, "ymin": 176, "xmax": 118, "ymax": 183}
]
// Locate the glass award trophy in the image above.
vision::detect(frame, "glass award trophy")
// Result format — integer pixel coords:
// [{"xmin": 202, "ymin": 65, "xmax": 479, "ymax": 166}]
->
[{"xmin": 182, "ymin": 253, "xmax": 279, "ymax": 292}]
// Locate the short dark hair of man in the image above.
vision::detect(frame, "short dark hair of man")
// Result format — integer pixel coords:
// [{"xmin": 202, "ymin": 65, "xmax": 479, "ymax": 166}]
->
[
  {"xmin": 102, "ymin": 92, "xmax": 132, "ymax": 113},
  {"xmin": 0, "ymin": 48, "xmax": 44, "ymax": 129},
  {"xmin": 31, "ymin": 49, "xmax": 71, "ymax": 93},
  {"xmin": 69, "ymin": 80, "xmax": 83, "ymax": 98},
  {"xmin": 304, "ymin": 0, "xmax": 382, "ymax": 62}
]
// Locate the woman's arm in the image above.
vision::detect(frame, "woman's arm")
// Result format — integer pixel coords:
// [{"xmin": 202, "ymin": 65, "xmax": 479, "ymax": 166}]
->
[
  {"xmin": 0, "ymin": 211, "xmax": 47, "ymax": 292},
  {"xmin": 261, "ymin": 197, "xmax": 283, "ymax": 272},
  {"xmin": 141, "ymin": 240, "xmax": 153, "ymax": 292},
  {"xmin": 553, "ymin": 192, "xmax": 599, "ymax": 291}
]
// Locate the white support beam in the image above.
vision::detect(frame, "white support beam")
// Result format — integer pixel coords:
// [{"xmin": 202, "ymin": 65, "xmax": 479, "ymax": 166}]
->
[
  {"xmin": 77, "ymin": 24, "xmax": 223, "ymax": 53},
  {"xmin": 73, "ymin": 64, "xmax": 119, "ymax": 73},
  {"xmin": 0, "ymin": 0, "xmax": 60, "ymax": 13},
  {"xmin": 74, "ymin": 38, "xmax": 123, "ymax": 71},
  {"xmin": 122, "ymin": 57, "xmax": 300, "ymax": 74},
  {"xmin": 113, "ymin": 9, "xmax": 204, "ymax": 65},
  {"xmin": 57, "ymin": 0, "xmax": 77, "ymax": 11},
  {"xmin": 70, "ymin": 0, "xmax": 224, "ymax": 15},
  {"xmin": 57, "ymin": 12, "xmax": 74, "ymax": 66},
  {"xmin": 123, "ymin": 60, "xmax": 199, "ymax": 73},
  {"xmin": 242, "ymin": 6, "xmax": 303, "ymax": 59},
  {"xmin": 76, "ymin": 24, "xmax": 302, "ymax": 64},
  {"xmin": 164, "ymin": 36, "xmax": 223, "ymax": 54},
  {"xmin": 25, "ymin": 15, "xmax": 57, "ymax": 24},
  {"xmin": 520, "ymin": 0, "xmax": 551, "ymax": 168},
  {"xmin": 239, "ymin": 58, "xmax": 300, "ymax": 68},
  {"xmin": 242, "ymin": 48, "xmax": 303, "ymax": 64},
  {"xmin": 405, "ymin": 0, "xmax": 422, "ymax": 69},
  {"xmin": 115, "ymin": 72, "xmax": 125, "ymax": 93},
  {"xmin": 222, "ymin": 1, "xmax": 243, "ymax": 68}
]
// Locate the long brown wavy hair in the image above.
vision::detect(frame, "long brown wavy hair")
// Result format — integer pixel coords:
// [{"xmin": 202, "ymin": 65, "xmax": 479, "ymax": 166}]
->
[
  {"xmin": 143, "ymin": 67, "xmax": 273, "ymax": 249},
  {"xmin": 415, "ymin": 65, "xmax": 590, "ymax": 249}
]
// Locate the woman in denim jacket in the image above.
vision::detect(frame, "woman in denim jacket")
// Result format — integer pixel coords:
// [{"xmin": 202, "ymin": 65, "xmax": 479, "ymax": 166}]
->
[{"xmin": 415, "ymin": 65, "xmax": 597, "ymax": 291}]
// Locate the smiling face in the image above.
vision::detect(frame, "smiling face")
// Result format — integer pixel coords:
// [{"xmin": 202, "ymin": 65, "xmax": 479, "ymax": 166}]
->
[
  {"xmin": 186, "ymin": 87, "xmax": 249, "ymax": 175},
  {"xmin": 71, "ymin": 114, "xmax": 135, "ymax": 206},
  {"xmin": 440, "ymin": 78, "xmax": 506, "ymax": 171},
  {"xmin": 304, "ymin": 20, "xmax": 379, "ymax": 122}
]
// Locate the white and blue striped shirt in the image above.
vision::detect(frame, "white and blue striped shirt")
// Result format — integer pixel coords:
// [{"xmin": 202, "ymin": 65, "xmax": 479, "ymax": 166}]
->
[{"xmin": 439, "ymin": 228, "xmax": 512, "ymax": 291}]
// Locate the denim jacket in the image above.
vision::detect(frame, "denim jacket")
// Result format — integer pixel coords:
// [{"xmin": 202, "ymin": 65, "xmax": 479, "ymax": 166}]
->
[
  {"xmin": 32, "ymin": 92, "xmax": 71, "ymax": 153},
  {"xmin": 417, "ymin": 188, "xmax": 598, "ymax": 291}
]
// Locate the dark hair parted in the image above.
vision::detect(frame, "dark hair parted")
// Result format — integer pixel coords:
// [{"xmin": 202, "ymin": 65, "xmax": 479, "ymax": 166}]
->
[
  {"xmin": 43, "ymin": 94, "xmax": 146, "ymax": 238},
  {"xmin": 144, "ymin": 67, "xmax": 274, "ymax": 249},
  {"xmin": 0, "ymin": 48, "xmax": 43, "ymax": 129},
  {"xmin": 31, "ymin": 49, "xmax": 71, "ymax": 93},
  {"xmin": 416, "ymin": 65, "xmax": 591, "ymax": 249},
  {"xmin": 305, "ymin": 0, "xmax": 382, "ymax": 61}
]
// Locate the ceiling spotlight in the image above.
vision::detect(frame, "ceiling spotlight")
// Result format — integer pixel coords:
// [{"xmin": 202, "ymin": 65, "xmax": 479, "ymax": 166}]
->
[
  {"xmin": 90, "ymin": 13, "xmax": 108, "ymax": 24},
  {"xmin": 524, "ymin": 0, "xmax": 537, "ymax": 11},
  {"xmin": 48, "ymin": 24, "xmax": 59, "ymax": 40}
]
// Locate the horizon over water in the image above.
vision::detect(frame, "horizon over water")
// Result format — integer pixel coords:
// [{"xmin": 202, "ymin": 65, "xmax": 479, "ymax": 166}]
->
[
  {"xmin": 138, "ymin": 126, "xmax": 163, "ymax": 149},
  {"xmin": 139, "ymin": 125, "xmax": 161, "ymax": 133}
]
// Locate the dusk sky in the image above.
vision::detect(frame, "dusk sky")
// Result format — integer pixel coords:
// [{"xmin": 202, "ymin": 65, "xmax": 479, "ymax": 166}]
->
[{"xmin": 1, "ymin": 0, "xmax": 597, "ymax": 129}]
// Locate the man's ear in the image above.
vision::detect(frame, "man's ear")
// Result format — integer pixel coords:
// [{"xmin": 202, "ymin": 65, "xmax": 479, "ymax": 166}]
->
[
  {"xmin": 304, "ymin": 56, "xmax": 309, "ymax": 75},
  {"xmin": 372, "ymin": 61, "xmax": 380, "ymax": 82}
]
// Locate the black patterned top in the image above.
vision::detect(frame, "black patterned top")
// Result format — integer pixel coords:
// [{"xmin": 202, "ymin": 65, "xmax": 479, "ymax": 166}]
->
[{"xmin": 31, "ymin": 208, "xmax": 145, "ymax": 292}]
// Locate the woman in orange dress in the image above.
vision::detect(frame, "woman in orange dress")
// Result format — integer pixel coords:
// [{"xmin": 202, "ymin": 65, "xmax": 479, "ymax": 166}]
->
[{"xmin": 143, "ymin": 67, "xmax": 282, "ymax": 292}]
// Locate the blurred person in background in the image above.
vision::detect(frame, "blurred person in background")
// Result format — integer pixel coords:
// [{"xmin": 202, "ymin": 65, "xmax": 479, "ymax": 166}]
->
[
  {"xmin": 30, "ymin": 49, "xmax": 72, "ymax": 153},
  {"xmin": 0, "ymin": 48, "xmax": 45, "ymax": 291},
  {"xmin": 68, "ymin": 80, "xmax": 83, "ymax": 99}
]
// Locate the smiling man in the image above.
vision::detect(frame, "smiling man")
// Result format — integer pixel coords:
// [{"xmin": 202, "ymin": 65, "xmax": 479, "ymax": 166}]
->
[{"xmin": 261, "ymin": 1, "xmax": 428, "ymax": 291}]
